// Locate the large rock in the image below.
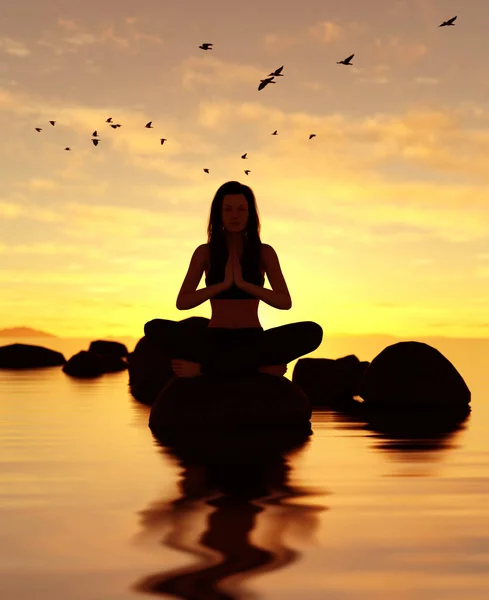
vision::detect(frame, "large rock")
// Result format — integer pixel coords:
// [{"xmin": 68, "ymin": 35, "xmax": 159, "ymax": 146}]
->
[
  {"xmin": 358, "ymin": 341, "xmax": 471, "ymax": 413},
  {"xmin": 0, "ymin": 343, "xmax": 65, "ymax": 369},
  {"xmin": 292, "ymin": 355, "xmax": 370, "ymax": 407},
  {"xmin": 149, "ymin": 373, "xmax": 312, "ymax": 436},
  {"xmin": 63, "ymin": 349, "xmax": 127, "ymax": 378},
  {"xmin": 128, "ymin": 316, "xmax": 210, "ymax": 405},
  {"xmin": 88, "ymin": 340, "xmax": 128, "ymax": 357}
]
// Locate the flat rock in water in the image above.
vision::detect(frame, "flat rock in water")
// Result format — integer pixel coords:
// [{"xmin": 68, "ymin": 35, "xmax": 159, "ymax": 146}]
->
[{"xmin": 0, "ymin": 343, "xmax": 65, "ymax": 369}]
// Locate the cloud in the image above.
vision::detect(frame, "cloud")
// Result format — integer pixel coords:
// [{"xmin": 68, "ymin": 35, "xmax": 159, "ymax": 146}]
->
[
  {"xmin": 0, "ymin": 37, "xmax": 31, "ymax": 58},
  {"xmin": 371, "ymin": 36, "xmax": 428, "ymax": 66},
  {"xmin": 179, "ymin": 55, "xmax": 264, "ymax": 91},
  {"xmin": 414, "ymin": 76, "xmax": 439, "ymax": 85},
  {"xmin": 308, "ymin": 20, "xmax": 368, "ymax": 45},
  {"xmin": 36, "ymin": 17, "xmax": 164, "ymax": 55},
  {"xmin": 262, "ymin": 32, "xmax": 299, "ymax": 53},
  {"xmin": 308, "ymin": 21, "xmax": 346, "ymax": 44}
]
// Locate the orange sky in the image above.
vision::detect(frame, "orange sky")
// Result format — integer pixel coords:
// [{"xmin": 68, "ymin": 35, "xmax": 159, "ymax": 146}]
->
[{"xmin": 2, "ymin": 0, "xmax": 489, "ymax": 338}]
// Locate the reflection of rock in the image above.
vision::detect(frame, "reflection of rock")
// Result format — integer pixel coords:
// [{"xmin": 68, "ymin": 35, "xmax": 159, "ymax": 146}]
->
[
  {"xmin": 149, "ymin": 374, "xmax": 312, "ymax": 437},
  {"xmin": 0, "ymin": 343, "xmax": 65, "ymax": 369},
  {"xmin": 358, "ymin": 341, "xmax": 471, "ymax": 411},
  {"xmin": 292, "ymin": 355, "xmax": 369, "ymax": 408},
  {"xmin": 128, "ymin": 317, "xmax": 210, "ymax": 405}
]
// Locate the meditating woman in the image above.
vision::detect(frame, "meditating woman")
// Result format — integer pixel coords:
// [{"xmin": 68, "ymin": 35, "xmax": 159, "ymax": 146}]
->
[{"xmin": 144, "ymin": 180, "xmax": 323, "ymax": 378}]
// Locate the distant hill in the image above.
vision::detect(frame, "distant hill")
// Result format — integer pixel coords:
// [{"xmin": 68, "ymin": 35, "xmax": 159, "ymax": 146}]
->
[{"xmin": 0, "ymin": 327, "xmax": 59, "ymax": 338}]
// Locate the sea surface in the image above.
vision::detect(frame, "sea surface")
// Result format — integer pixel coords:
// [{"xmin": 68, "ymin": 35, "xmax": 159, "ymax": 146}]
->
[{"xmin": 0, "ymin": 335, "xmax": 488, "ymax": 600}]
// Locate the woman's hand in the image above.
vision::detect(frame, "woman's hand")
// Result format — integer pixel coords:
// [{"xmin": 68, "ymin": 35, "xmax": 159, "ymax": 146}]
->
[
  {"xmin": 223, "ymin": 250, "xmax": 234, "ymax": 289},
  {"xmin": 232, "ymin": 248, "xmax": 245, "ymax": 287}
]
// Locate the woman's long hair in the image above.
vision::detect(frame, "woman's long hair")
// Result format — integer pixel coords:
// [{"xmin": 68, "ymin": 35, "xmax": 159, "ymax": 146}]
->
[{"xmin": 206, "ymin": 181, "xmax": 263, "ymax": 281}]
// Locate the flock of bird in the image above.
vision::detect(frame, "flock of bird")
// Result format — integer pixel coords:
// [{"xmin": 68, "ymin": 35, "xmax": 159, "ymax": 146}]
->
[{"xmin": 33, "ymin": 15, "xmax": 458, "ymax": 175}]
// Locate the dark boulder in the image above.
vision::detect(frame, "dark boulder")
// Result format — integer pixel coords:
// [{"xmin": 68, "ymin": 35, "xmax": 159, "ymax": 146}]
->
[
  {"xmin": 292, "ymin": 355, "xmax": 370, "ymax": 407},
  {"xmin": 62, "ymin": 350, "xmax": 105, "ymax": 377},
  {"xmin": 128, "ymin": 316, "xmax": 210, "ymax": 405},
  {"xmin": 88, "ymin": 340, "xmax": 128, "ymax": 357},
  {"xmin": 0, "ymin": 343, "xmax": 65, "ymax": 369},
  {"xmin": 149, "ymin": 373, "xmax": 311, "ymax": 437},
  {"xmin": 127, "ymin": 336, "xmax": 174, "ymax": 404},
  {"xmin": 358, "ymin": 341, "xmax": 471, "ymax": 413}
]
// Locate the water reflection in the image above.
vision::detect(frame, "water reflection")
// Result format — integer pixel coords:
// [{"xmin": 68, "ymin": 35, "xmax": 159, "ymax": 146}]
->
[
  {"xmin": 364, "ymin": 409, "xmax": 471, "ymax": 458},
  {"xmin": 328, "ymin": 404, "xmax": 471, "ymax": 461},
  {"xmin": 131, "ymin": 428, "xmax": 326, "ymax": 599}
]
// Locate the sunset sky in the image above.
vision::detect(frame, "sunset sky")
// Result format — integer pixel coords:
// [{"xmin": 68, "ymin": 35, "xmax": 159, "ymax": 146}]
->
[{"xmin": 2, "ymin": 0, "xmax": 489, "ymax": 339}]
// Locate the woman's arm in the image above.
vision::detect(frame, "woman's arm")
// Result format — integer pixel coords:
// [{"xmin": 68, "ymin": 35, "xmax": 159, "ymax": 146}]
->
[
  {"xmin": 234, "ymin": 244, "xmax": 292, "ymax": 310},
  {"xmin": 176, "ymin": 245, "xmax": 230, "ymax": 310},
  {"xmin": 177, "ymin": 282, "xmax": 229, "ymax": 310}
]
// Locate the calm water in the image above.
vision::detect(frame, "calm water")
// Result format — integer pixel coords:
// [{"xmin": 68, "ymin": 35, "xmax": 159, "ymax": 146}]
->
[{"xmin": 1, "ymin": 335, "xmax": 488, "ymax": 600}]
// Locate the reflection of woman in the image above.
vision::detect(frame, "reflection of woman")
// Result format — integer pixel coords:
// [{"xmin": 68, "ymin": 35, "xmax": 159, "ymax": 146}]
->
[
  {"xmin": 131, "ymin": 440, "xmax": 325, "ymax": 600},
  {"xmin": 144, "ymin": 180, "xmax": 323, "ymax": 378}
]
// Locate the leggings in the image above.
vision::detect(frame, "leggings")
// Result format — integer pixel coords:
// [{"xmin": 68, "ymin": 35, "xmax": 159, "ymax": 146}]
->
[{"xmin": 143, "ymin": 318, "xmax": 323, "ymax": 376}]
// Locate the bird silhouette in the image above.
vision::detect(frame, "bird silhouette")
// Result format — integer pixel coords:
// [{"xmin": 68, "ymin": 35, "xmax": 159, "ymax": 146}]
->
[
  {"xmin": 268, "ymin": 66, "xmax": 284, "ymax": 77},
  {"xmin": 309, "ymin": 134, "xmax": 316, "ymax": 139},
  {"xmin": 337, "ymin": 54, "xmax": 354, "ymax": 65},
  {"xmin": 258, "ymin": 77, "xmax": 275, "ymax": 91},
  {"xmin": 199, "ymin": 43, "xmax": 213, "ymax": 50},
  {"xmin": 244, "ymin": 170, "xmax": 250, "ymax": 175},
  {"xmin": 160, "ymin": 138, "xmax": 167, "ymax": 145},
  {"xmin": 110, "ymin": 124, "xmax": 121, "ymax": 129},
  {"xmin": 439, "ymin": 16, "xmax": 457, "ymax": 27},
  {"xmin": 145, "ymin": 121, "xmax": 153, "ymax": 128},
  {"xmin": 35, "ymin": 128, "xmax": 42, "ymax": 132},
  {"xmin": 64, "ymin": 147, "xmax": 71, "ymax": 151},
  {"xmin": 272, "ymin": 130, "xmax": 278, "ymax": 135},
  {"xmin": 92, "ymin": 130, "xmax": 98, "ymax": 137},
  {"xmin": 106, "ymin": 117, "xmax": 113, "ymax": 123},
  {"xmin": 203, "ymin": 168, "xmax": 210, "ymax": 173},
  {"xmin": 241, "ymin": 153, "xmax": 247, "ymax": 159},
  {"xmin": 49, "ymin": 121, "xmax": 56, "ymax": 126},
  {"xmin": 92, "ymin": 139, "xmax": 99, "ymax": 146}
]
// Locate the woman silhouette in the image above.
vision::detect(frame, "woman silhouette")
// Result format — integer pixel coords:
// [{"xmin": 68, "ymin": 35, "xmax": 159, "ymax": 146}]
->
[{"xmin": 144, "ymin": 180, "xmax": 323, "ymax": 378}]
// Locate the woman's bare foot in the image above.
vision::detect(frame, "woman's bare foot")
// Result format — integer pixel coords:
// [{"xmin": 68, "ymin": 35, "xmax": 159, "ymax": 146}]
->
[
  {"xmin": 171, "ymin": 359, "xmax": 202, "ymax": 378},
  {"xmin": 258, "ymin": 364, "xmax": 287, "ymax": 377}
]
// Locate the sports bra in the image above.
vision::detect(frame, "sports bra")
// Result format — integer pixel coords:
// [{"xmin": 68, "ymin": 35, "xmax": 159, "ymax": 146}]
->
[{"xmin": 205, "ymin": 243, "xmax": 265, "ymax": 300}]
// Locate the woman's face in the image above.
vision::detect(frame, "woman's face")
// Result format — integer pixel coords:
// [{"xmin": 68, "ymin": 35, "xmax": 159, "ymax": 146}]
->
[{"xmin": 221, "ymin": 193, "xmax": 249, "ymax": 232}]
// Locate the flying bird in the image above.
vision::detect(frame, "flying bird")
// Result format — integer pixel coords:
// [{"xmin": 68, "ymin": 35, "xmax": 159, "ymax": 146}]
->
[
  {"xmin": 268, "ymin": 66, "xmax": 284, "ymax": 77},
  {"xmin": 106, "ymin": 117, "xmax": 113, "ymax": 123},
  {"xmin": 110, "ymin": 124, "xmax": 121, "ymax": 129},
  {"xmin": 309, "ymin": 134, "xmax": 316, "ymax": 139},
  {"xmin": 160, "ymin": 138, "xmax": 167, "ymax": 145},
  {"xmin": 203, "ymin": 168, "xmax": 210, "ymax": 173},
  {"xmin": 337, "ymin": 54, "xmax": 354, "ymax": 65},
  {"xmin": 258, "ymin": 77, "xmax": 275, "ymax": 91},
  {"xmin": 145, "ymin": 121, "xmax": 153, "ymax": 128},
  {"xmin": 92, "ymin": 130, "xmax": 99, "ymax": 137},
  {"xmin": 35, "ymin": 128, "xmax": 42, "ymax": 132},
  {"xmin": 272, "ymin": 130, "xmax": 278, "ymax": 135},
  {"xmin": 49, "ymin": 121, "xmax": 56, "ymax": 126},
  {"xmin": 64, "ymin": 147, "xmax": 71, "ymax": 151},
  {"xmin": 92, "ymin": 139, "xmax": 99, "ymax": 146},
  {"xmin": 199, "ymin": 43, "xmax": 213, "ymax": 50},
  {"xmin": 439, "ymin": 16, "xmax": 457, "ymax": 27},
  {"xmin": 244, "ymin": 170, "xmax": 250, "ymax": 175},
  {"xmin": 241, "ymin": 153, "xmax": 247, "ymax": 159}
]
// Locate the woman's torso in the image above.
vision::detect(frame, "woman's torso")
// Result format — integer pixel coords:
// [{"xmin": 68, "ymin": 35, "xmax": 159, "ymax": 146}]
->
[{"xmin": 204, "ymin": 243, "xmax": 265, "ymax": 329}]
